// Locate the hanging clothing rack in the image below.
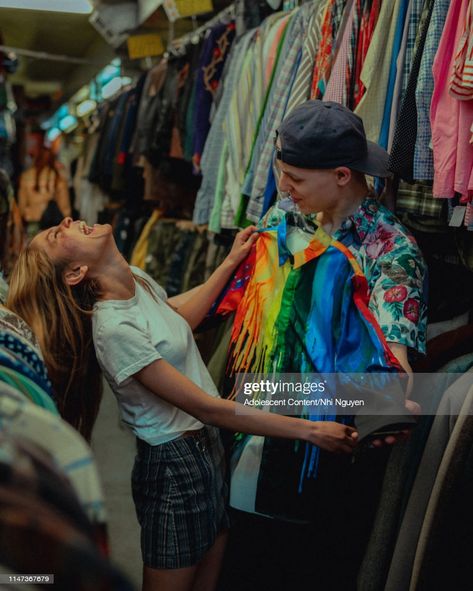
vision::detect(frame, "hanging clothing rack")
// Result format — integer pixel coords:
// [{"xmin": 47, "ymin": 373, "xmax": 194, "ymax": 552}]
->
[{"xmin": 166, "ymin": 2, "xmax": 235, "ymax": 55}]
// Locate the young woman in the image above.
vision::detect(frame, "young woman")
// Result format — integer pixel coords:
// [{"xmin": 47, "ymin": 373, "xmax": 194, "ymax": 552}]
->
[{"xmin": 7, "ymin": 217, "xmax": 358, "ymax": 591}]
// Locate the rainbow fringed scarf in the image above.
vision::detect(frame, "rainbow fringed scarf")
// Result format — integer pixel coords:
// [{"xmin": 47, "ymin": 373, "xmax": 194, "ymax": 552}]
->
[{"xmin": 215, "ymin": 215, "xmax": 401, "ymax": 518}]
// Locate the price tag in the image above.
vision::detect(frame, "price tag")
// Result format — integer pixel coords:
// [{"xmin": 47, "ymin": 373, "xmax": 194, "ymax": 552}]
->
[
  {"xmin": 175, "ymin": 0, "xmax": 214, "ymax": 17},
  {"xmin": 127, "ymin": 34, "xmax": 165, "ymax": 59},
  {"xmin": 164, "ymin": 0, "xmax": 213, "ymax": 20},
  {"xmin": 449, "ymin": 205, "xmax": 467, "ymax": 227}
]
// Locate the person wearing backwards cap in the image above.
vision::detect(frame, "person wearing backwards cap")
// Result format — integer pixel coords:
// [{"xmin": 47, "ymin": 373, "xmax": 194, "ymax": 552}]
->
[
  {"xmin": 218, "ymin": 101, "xmax": 427, "ymax": 591},
  {"xmin": 272, "ymin": 101, "xmax": 426, "ymax": 385}
]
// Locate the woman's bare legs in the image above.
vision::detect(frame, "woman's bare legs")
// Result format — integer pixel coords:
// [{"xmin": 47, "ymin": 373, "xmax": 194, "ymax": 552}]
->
[
  {"xmin": 192, "ymin": 530, "xmax": 229, "ymax": 591},
  {"xmin": 141, "ymin": 529, "xmax": 228, "ymax": 591}
]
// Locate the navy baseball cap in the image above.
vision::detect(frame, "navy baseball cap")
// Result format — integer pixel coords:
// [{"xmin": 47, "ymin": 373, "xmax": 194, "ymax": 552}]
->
[{"xmin": 276, "ymin": 100, "xmax": 392, "ymax": 178}]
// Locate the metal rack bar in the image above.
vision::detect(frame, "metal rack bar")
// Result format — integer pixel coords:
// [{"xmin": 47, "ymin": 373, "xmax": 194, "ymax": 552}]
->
[
  {"xmin": 0, "ymin": 45, "xmax": 106, "ymax": 66},
  {"xmin": 168, "ymin": 2, "xmax": 235, "ymax": 52}
]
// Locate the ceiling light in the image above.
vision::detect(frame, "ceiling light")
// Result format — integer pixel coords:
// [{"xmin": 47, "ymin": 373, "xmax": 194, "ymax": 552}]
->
[
  {"xmin": 72, "ymin": 85, "xmax": 90, "ymax": 104},
  {"xmin": 46, "ymin": 128, "xmax": 61, "ymax": 143},
  {"xmin": 101, "ymin": 77, "xmax": 122, "ymax": 100},
  {"xmin": 76, "ymin": 99, "xmax": 96, "ymax": 117},
  {"xmin": 97, "ymin": 62, "xmax": 121, "ymax": 87},
  {"xmin": 0, "ymin": 0, "xmax": 93, "ymax": 14},
  {"xmin": 101, "ymin": 76, "xmax": 132, "ymax": 100},
  {"xmin": 58, "ymin": 115, "xmax": 78, "ymax": 133}
]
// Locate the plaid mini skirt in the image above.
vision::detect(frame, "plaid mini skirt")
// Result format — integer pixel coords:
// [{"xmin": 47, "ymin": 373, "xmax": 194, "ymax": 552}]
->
[{"xmin": 131, "ymin": 426, "xmax": 230, "ymax": 569}]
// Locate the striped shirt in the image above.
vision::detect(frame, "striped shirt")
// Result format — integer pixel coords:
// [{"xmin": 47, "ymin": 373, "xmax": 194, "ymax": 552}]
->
[{"xmin": 450, "ymin": 0, "xmax": 473, "ymax": 100}]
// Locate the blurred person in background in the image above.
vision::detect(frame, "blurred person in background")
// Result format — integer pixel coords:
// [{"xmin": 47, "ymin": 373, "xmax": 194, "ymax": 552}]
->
[{"xmin": 18, "ymin": 145, "xmax": 71, "ymax": 239}]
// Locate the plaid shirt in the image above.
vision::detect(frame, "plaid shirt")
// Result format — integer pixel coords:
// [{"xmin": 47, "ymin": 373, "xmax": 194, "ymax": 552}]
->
[
  {"xmin": 396, "ymin": 180, "xmax": 446, "ymax": 218},
  {"xmin": 243, "ymin": 4, "xmax": 314, "ymax": 223},
  {"xmin": 310, "ymin": 0, "xmax": 347, "ymax": 99},
  {"xmin": 324, "ymin": 0, "xmax": 357, "ymax": 105},
  {"xmin": 413, "ymin": 0, "xmax": 450, "ymax": 181},
  {"xmin": 400, "ymin": 0, "xmax": 425, "ymax": 99}
]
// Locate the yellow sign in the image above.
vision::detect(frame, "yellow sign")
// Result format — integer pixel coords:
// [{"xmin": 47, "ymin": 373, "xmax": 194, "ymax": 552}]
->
[
  {"xmin": 175, "ymin": 0, "xmax": 213, "ymax": 18},
  {"xmin": 127, "ymin": 34, "xmax": 165, "ymax": 60}
]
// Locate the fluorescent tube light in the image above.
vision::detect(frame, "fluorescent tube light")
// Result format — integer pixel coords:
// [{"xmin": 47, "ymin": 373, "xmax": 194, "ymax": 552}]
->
[
  {"xmin": 76, "ymin": 99, "xmax": 96, "ymax": 117},
  {"xmin": 58, "ymin": 115, "xmax": 78, "ymax": 132},
  {"xmin": 46, "ymin": 127, "xmax": 61, "ymax": 142},
  {"xmin": 101, "ymin": 76, "xmax": 131, "ymax": 100},
  {"xmin": 0, "ymin": 0, "xmax": 93, "ymax": 14}
]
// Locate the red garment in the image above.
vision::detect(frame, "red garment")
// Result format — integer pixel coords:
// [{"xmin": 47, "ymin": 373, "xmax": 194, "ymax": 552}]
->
[
  {"xmin": 311, "ymin": 0, "xmax": 336, "ymax": 99},
  {"xmin": 353, "ymin": 0, "xmax": 381, "ymax": 108}
]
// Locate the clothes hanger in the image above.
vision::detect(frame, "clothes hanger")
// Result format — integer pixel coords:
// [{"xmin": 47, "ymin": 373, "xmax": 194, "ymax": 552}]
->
[
  {"xmin": 278, "ymin": 194, "xmax": 317, "ymax": 234},
  {"xmin": 166, "ymin": 3, "xmax": 236, "ymax": 56}
]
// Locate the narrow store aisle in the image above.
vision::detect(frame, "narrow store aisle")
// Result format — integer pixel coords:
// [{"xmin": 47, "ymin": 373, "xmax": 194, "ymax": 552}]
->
[{"xmin": 92, "ymin": 380, "xmax": 141, "ymax": 589}]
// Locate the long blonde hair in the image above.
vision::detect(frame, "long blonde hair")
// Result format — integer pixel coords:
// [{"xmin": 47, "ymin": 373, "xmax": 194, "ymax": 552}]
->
[{"xmin": 7, "ymin": 244, "xmax": 102, "ymax": 441}]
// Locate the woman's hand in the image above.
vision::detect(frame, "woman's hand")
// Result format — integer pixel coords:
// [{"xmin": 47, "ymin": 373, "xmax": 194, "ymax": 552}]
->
[
  {"xmin": 168, "ymin": 226, "xmax": 259, "ymax": 329},
  {"xmin": 225, "ymin": 226, "xmax": 259, "ymax": 268},
  {"xmin": 136, "ymin": 360, "xmax": 360, "ymax": 449},
  {"xmin": 304, "ymin": 421, "xmax": 359, "ymax": 454}
]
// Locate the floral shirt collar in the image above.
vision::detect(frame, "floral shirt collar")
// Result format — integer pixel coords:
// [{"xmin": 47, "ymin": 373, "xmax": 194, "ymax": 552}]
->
[
  {"xmin": 259, "ymin": 196, "xmax": 428, "ymax": 356},
  {"xmin": 333, "ymin": 195, "xmax": 380, "ymax": 246}
]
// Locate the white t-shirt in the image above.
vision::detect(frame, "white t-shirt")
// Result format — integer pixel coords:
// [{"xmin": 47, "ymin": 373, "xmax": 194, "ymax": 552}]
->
[{"xmin": 92, "ymin": 266, "xmax": 220, "ymax": 445}]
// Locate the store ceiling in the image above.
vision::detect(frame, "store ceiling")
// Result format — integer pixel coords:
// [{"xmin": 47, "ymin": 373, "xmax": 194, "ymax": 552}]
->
[
  {"xmin": 0, "ymin": 0, "xmax": 233, "ymax": 101},
  {"xmin": 0, "ymin": 4, "xmax": 116, "ymax": 98}
]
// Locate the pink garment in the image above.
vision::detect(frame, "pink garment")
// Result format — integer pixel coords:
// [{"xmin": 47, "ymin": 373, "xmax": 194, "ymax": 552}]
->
[
  {"xmin": 450, "ymin": 0, "xmax": 473, "ymax": 99},
  {"xmin": 431, "ymin": 0, "xmax": 473, "ymax": 199},
  {"xmin": 323, "ymin": 0, "xmax": 356, "ymax": 104}
]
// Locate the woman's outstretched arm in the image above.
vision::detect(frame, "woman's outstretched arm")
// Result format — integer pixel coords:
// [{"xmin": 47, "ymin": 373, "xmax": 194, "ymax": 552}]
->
[{"xmin": 135, "ymin": 358, "xmax": 358, "ymax": 454}]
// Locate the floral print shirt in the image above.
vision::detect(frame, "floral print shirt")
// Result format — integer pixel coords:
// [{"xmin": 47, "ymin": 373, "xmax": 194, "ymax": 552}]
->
[{"xmin": 261, "ymin": 197, "xmax": 428, "ymax": 354}]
